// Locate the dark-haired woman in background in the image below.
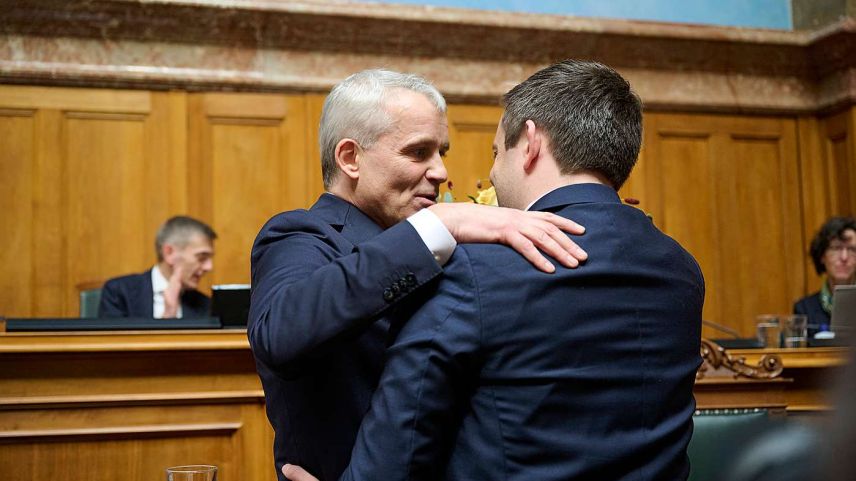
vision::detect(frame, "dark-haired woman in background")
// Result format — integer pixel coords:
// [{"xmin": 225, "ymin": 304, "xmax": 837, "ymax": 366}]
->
[{"xmin": 794, "ymin": 216, "xmax": 856, "ymax": 335}]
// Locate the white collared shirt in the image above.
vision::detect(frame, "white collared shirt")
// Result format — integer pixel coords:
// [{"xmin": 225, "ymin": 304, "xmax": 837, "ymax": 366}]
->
[{"xmin": 152, "ymin": 266, "xmax": 183, "ymax": 319}]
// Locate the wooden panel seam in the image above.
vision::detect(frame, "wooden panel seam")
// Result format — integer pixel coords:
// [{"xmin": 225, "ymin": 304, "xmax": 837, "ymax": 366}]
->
[
  {"xmin": 64, "ymin": 112, "xmax": 147, "ymax": 121},
  {"xmin": 0, "ymin": 391, "xmax": 266, "ymax": 410},
  {"xmin": 0, "ymin": 108, "xmax": 35, "ymax": 117},
  {"xmin": 0, "ymin": 422, "xmax": 242, "ymax": 442}
]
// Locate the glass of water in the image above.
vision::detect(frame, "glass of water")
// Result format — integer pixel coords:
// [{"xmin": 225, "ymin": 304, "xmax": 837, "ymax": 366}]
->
[
  {"xmin": 166, "ymin": 465, "xmax": 217, "ymax": 481},
  {"xmin": 756, "ymin": 315, "xmax": 781, "ymax": 348},
  {"xmin": 782, "ymin": 314, "xmax": 808, "ymax": 348}
]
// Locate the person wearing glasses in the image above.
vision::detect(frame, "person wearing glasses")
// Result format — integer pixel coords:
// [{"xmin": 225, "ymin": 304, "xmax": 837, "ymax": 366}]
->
[{"xmin": 794, "ymin": 216, "xmax": 856, "ymax": 334}]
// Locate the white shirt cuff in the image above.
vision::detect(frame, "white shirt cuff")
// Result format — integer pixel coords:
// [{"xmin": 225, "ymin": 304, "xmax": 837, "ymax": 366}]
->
[{"xmin": 406, "ymin": 208, "xmax": 457, "ymax": 266}]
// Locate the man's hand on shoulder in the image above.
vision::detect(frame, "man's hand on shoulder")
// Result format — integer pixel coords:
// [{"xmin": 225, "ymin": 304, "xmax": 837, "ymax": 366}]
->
[
  {"xmin": 428, "ymin": 203, "xmax": 587, "ymax": 273},
  {"xmin": 282, "ymin": 464, "xmax": 319, "ymax": 481}
]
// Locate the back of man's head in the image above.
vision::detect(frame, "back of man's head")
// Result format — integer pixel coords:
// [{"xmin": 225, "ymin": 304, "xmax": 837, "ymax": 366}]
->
[
  {"xmin": 155, "ymin": 216, "xmax": 217, "ymax": 262},
  {"xmin": 318, "ymin": 69, "xmax": 447, "ymax": 189},
  {"xmin": 501, "ymin": 60, "xmax": 642, "ymax": 189}
]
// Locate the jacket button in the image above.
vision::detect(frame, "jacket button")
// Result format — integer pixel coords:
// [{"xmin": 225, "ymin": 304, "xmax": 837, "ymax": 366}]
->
[{"xmin": 383, "ymin": 288, "xmax": 394, "ymax": 301}]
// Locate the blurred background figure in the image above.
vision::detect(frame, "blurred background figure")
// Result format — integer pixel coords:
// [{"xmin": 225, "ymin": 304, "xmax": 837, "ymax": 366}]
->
[
  {"xmin": 794, "ymin": 217, "xmax": 856, "ymax": 335},
  {"xmin": 99, "ymin": 216, "xmax": 217, "ymax": 318}
]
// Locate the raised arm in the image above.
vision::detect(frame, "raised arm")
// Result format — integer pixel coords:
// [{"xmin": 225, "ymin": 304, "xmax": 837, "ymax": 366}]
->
[{"xmin": 248, "ymin": 214, "xmax": 442, "ymax": 373}]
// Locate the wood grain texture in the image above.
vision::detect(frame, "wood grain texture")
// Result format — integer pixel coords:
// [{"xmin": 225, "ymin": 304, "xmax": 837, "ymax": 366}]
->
[
  {"xmin": 0, "ymin": 109, "xmax": 35, "ymax": 318},
  {"xmin": 641, "ymin": 113, "xmax": 804, "ymax": 337},
  {"xmin": 188, "ymin": 92, "xmax": 310, "ymax": 290},
  {"xmin": 0, "ymin": 330, "xmax": 275, "ymax": 481},
  {"xmin": 1, "ymin": 84, "xmax": 854, "ymax": 332},
  {"xmin": 444, "ymin": 104, "xmax": 502, "ymax": 201}
]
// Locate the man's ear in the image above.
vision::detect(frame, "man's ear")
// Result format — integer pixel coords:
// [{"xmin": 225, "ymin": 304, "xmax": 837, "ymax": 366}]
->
[
  {"xmin": 162, "ymin": 244, "xmax": 177, "ymax": 265},
  {"xmin": 522, "ymin": 120, "xmax": 541, "ymax": 172},
  {"xmin": 335, "ymin": 139, "xmax": 361, "ymax": 181}
]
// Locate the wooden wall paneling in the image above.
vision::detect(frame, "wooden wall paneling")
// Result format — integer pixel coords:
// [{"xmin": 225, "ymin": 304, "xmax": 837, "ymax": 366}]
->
[
  {"xmin": 643, "ymin": 113, "xmax": 803, "ymax": 337},
  {"xmin": 821, "ymin": 108, "xmax": 856, "ymax": 217},
  {"xmin": 0, "ymin": 108, "xmax": 36, "ymax": 318},
  {"xmin": 797, "ymin": 107, "xmax": 856, "ymax": 295},
  {"xmin": 64, "ymin": 110, "xmax": 150, "ymax": 313},
  {"xmin": 0, "ymin": 86, "xmax": 176, "ymax": 317},
  {"xmin": 31, "ymin": 109, "xmax": 65, "ymax": 317},
  {"xmin": 797, "ymin": 116, "xmax": 831, "ymax": 294},
  {"xmin": 188, "ymin": 93, "xmax": 309, "ymax": 289},
  {"xmin": 642, "ymin": 114, "xmax": 724, "ymax": 333},
  {"xmin": 60, "ymin": 91, "xmax": 183, "ymax": 316},
  {"xmin": 444, "ymin": 105, "xmax": 502, "ymax": 201}
]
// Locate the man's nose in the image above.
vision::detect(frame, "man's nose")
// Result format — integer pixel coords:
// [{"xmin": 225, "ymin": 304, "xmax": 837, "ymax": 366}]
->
[
  {"xmin": 203, "ymin": 259, "xmax": 214, "ymax": 272},
  {"xmin": 425, "ymin": 152, "xmax": 448, "ymax": 183}
]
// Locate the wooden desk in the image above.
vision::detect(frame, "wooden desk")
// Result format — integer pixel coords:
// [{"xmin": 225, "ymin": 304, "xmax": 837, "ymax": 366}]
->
[
  {"xmin": 0, "ymin": 330, "xmax": 274, "ymax": 481},
  {"xmin": 0, "ymin": 332, "xmax": 849, "ymax": 481},
  {"xmin": 727, "ymin": 347, "xmax": 850, "ymax": 413}
]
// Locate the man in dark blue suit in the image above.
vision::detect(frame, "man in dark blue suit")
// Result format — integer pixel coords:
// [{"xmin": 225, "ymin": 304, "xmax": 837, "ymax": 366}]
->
[
  {"xmin": 99, "ymin": 216, "xmax": 216, "ymax": 318},
  {"xmin": 248, "ymin": 69, "xmax": 591, "ymax": 481},
  {"xmin": 282, "ymin": 60, "xmax": 704, "ymax": 481}
]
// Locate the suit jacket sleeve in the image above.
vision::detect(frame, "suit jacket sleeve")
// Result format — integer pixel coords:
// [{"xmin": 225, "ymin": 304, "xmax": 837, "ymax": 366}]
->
[
  {"xmin": 340, "ymin": 247, "xmax": 482, "ymax": 481},
  {"xmin": 98, "ymin": 279, "xmax": 128, "ymax": 317},
  {"xmin": 248, "ymin": 213, "xmax": 443, "ymax": 373},
  {"xmin": 793, "ymin": 298, "xmax": 807, "ymax": 316}
]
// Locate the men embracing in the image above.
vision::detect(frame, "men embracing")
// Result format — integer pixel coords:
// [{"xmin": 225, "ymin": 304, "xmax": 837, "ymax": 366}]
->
[{"xmin": 250, "ymin": 60, "xmax": 703, "ymax": 481}]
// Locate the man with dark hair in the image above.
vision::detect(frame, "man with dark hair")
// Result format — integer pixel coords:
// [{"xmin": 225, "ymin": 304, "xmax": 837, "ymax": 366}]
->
[
  {"xmin": 249, "ymin": 69, "xmax": 590, "ymax": 481},
  {"xmin": 99, "ymin": 215, "xmax": 216, "ymax": 318},
  {"xmin": 285, "ymin": 60, "xmax": 704, "ymax": 481},
  {"xmin": 794, "ymin": 216, "xmax": 856, "ymax": 332}
]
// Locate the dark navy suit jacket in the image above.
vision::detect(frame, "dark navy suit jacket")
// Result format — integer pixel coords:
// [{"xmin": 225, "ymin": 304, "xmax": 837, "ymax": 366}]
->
[
  {"xmin": 342, "ymin": 184, "xmax": 705, "ymax": 481},
  {"xmin": 248, "ymin": 193, "xmax": 443, "ymax": 481},
  {"xmin": 794, "ymin": 292, "xmax": 829, "ymax": 335},
  {"xmin": 98, "ymin": 270, "xmax": 210, "ymax": 318}
]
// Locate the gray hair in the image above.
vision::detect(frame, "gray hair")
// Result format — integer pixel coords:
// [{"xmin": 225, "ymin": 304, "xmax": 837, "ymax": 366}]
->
[
  {"xmin": 155, "ymin": 216, "xmax": 217, "ymax": 261},
  {"xmin": 319, "ymin": 69, "xmax": 447, "ymax": 188}
]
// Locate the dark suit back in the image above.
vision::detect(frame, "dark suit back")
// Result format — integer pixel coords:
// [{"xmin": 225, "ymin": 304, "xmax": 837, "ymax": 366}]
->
[
  {"xmin": 98, "ymin": 270, "xmax": 210, "ymax": 318},
  {"xmin": 344, "ymin": 184, "xmax": 704, "ymax": 481}
]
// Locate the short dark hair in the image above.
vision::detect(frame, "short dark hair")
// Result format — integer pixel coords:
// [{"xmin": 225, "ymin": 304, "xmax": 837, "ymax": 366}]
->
[
  {"xmin": 155, "ymin": 216, "xmax": 217, "ymax": 261},
  {"xmin": 809, "ymin": 216, "xmax": 856, "ymax": 274},
  {"xmin": 501, "ymin": 59, "xmax": 642, "ymax": 189}
]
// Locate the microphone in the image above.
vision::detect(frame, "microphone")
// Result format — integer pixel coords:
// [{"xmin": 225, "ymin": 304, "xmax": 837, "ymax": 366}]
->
[
  {"xmin": 702, "ymin": 319, "xmax": 741, "ymax": 339},
  {"xmin": 702, "ymin": 319, "xmax": 763, "ymax": 349}
]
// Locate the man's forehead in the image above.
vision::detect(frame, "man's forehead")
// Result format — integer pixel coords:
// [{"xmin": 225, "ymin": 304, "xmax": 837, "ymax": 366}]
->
[{"xmin": 171, "ymin": 233, "xmax": 214, "ymax": 251}]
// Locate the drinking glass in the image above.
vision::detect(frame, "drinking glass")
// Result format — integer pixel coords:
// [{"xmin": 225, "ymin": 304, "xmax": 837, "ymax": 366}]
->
[
  {"xmin": 756, "ymin": 315, "xmax": 781, "ymax": 348},
  {"xmin": 782, "ymin": 314, "xmax": 808, "ymax": 348},
  {"xmin": 166, "ymin": 465, "xmax": 217, "ymax": 481}
]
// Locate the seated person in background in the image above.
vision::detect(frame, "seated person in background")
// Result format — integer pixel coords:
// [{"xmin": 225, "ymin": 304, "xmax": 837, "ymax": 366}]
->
[
  {"xmin": 99, "ymin": 216, "xmax": 217, "ymax": 318},
  {"xmin": 794, "ymin": 216, "xmax": 856, "ymax": 334}
]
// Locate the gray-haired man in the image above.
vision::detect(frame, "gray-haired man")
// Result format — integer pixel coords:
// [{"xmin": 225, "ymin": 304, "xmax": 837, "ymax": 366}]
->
[
  {"xmin": 248, "ymin": 69, "xmax": 588, "ymax": 481},
  {"xmin": 99, "ymin": 215, "xmax": 216, "ymax": 318}
]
